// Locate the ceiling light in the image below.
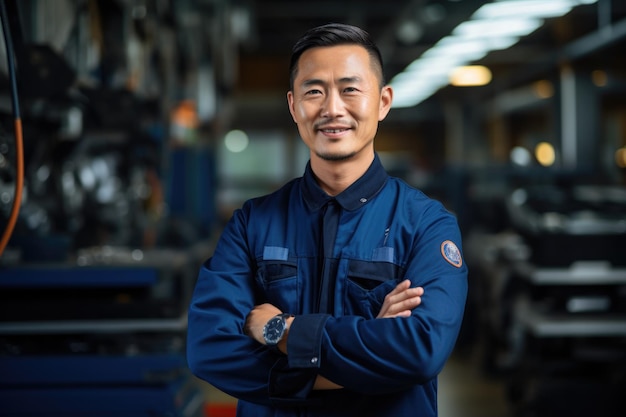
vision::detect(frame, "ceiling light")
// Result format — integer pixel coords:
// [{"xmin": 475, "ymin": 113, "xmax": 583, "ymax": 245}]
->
[
  {"xmin": 453, "ymin": 18, "xmax": 542, "ymax": 39},
  {"xmin": 535, "ymin": 142, "xmax": 556, "ymax": 166},
  {"xmin": 389, "ymin": 0, "xmax": 598, "ymax": 108},
  {"xmin": 473, "ymin": 0, "xmax": 577, "ymax": 20},
  {"xmin": 449, "ymin": 66, "xmax": 492, "ymax": 86},
  {"xmin": 425, "ymin": 37, "xmax": 490, "ymax": 62}
]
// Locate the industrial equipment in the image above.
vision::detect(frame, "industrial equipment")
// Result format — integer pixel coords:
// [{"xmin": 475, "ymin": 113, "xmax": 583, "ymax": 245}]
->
[
  {"xmin": 0, "ymin": 247, "xmax": 205, "ymax": 416},
  {"xmin": 472, "ymin": 183, "xmax": 626, "ymax": 416},
  {"xmin": 0, "ymin": 3, "xmax": 212, "ymax": 414}
]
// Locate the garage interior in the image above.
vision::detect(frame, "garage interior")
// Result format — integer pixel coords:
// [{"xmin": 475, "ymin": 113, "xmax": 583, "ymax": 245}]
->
[{"xmin": 1, "ymin": 0, "xmax": 626, "ymax": 416}]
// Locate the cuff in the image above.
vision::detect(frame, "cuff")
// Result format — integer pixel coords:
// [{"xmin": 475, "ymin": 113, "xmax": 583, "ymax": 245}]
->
[
  {"xmin": 268, "ymin": 357, "xmax": 318, "ymax": 402},
  {"xmin": 287, "ymin": 314, "xmax": 331, "ymax": 368}
]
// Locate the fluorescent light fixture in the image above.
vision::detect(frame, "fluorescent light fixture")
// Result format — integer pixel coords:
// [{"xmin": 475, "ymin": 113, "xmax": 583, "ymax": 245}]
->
[
  {"xmin": 483, "ymin": 36, "xmax": 522, "ymax": 51},
  {"xmin": 389, "ymin": 0, "xmax": 598, "ymax": 108},
  {"xmin": 453, "ymin": 17, "xmax": 542, "ymax": 39},
  {"xmin": 391, "ymin": 82, "xmax": 442, "ymax": 108},
  {"xmin": 405, "ymin": 54, "xmax": 465, "ymax": 73},
  {"xmin": 425, "ymin": 37, "xmax": 490, "ymax": 62},
  {"xmin": 473, "ymin": 0, "xmax": 577, "ymax": 20}
]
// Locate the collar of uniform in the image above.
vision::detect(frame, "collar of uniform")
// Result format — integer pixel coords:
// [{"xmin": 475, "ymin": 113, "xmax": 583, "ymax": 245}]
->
[{"xmin": 302, "ymin": 153, "xmax": 388, "ymax": 212}]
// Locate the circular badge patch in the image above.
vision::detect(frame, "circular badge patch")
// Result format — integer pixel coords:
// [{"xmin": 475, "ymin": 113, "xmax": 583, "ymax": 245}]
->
[{"xmin": 441, "ymin": 240, "xmax": 462, "ymax": 268}]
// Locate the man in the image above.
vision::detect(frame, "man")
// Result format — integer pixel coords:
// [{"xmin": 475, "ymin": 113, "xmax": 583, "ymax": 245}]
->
[{"xmin": 187, "ymin": 23, "xmax": 467, "ymax": 417}]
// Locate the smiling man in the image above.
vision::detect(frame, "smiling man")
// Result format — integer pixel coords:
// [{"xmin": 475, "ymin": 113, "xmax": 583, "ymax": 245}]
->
[{"xmin": 187, "ymin": 23, "xmax": 468, "ymax": 417}]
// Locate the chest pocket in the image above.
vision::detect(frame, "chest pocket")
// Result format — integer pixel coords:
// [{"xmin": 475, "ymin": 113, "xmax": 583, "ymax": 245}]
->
[
  {"xmin": 255, "ymin": 246, "xmax": 298, "ymax": 313},
  {"xmin": 345, "ymin": 259, "xmax": 405, "ymax": 318}
]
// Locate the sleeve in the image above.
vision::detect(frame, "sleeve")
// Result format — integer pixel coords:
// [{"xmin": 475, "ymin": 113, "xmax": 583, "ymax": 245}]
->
[
  {"xmin": 186, "ymin": 206, "xmax": 320, "ymax": 405},
  {"xmin": 289, "ymin": 202, "xmax": 468, "ymax": 394}
]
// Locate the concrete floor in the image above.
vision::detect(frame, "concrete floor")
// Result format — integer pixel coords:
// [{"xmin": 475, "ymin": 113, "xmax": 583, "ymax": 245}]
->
[{"xmin": 438, "ymin": 352, "xmax": 510, "ymax": 417}]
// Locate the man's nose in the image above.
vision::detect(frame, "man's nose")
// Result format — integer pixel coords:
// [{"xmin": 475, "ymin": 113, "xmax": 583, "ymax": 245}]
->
[{"xmin": 321, "ymin": 91, "xmax": 344, "ymax": 117}]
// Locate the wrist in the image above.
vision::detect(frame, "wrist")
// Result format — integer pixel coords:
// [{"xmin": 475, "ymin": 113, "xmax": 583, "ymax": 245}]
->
[
  {"xmin": 276, "ymin": 316, "xmax": 294, "ymax": 354},
  {"xmin": 262, "ymin": 313, "xmax": 294, "ymax": 348}
]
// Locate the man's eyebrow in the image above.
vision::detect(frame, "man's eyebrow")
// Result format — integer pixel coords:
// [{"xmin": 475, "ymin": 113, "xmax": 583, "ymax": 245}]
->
[
  {"xmin": 338, "ymin": 76, "xmax": 362, "ymax": 84},
  {"xmin": 301, "ymin": 78, "xmax": 324, "ymax": 88},
  {"xmin": 300, "ymin": 76, "xmax": 362, "ymax": 88}
]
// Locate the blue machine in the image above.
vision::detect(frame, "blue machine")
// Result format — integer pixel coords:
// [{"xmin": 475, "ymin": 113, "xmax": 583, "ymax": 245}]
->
[{"xmin": 0, "ymin": 248, "xmax": 205, "ymax": 416}]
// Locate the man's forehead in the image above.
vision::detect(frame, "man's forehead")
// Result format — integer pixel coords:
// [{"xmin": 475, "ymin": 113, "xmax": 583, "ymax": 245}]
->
[
  {"xmin": 296, "ymin": 46, "xmax": 371, "ymax": 74},
  {"xmin": 299, "ymin": 44, "xmax": 369, "ymax": 61},
  {"xmin": 294, "ymin": 44, "xmax": 382, "ymax": 87}
]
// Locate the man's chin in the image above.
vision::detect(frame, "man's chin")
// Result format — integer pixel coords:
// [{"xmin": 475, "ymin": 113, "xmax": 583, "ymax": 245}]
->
[{"xmin": 316, "ymin": 150, "xmax": 356, "ymax": 162}]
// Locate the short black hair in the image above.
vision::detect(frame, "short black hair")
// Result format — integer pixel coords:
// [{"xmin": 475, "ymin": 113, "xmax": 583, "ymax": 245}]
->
[{"xmin": 289, "ymin": 23, "xmax": 385, "ymax": 91}]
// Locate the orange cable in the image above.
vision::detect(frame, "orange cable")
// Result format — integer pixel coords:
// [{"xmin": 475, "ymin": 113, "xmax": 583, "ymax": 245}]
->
[{"xmin": 0, "ymin": 118, "xmax": 23, "ymax": 256}]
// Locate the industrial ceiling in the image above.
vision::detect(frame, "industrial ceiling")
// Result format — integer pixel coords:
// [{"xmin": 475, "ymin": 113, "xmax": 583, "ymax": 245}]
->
[
  {"xmin": 203, "ymin": 0, "xmax": 626, "ymax": 128},
  {"xmin": 4, "ymin": 0, "xmax": 624, "ymax": 131}
]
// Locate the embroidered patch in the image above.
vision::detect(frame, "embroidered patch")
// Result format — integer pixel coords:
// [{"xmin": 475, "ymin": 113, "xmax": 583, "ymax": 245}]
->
[{"xmin": 441, "ymin": 240, "xmax": 462, "ymax": 268}]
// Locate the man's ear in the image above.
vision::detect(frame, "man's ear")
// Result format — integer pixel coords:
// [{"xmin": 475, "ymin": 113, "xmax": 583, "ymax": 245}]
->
[
  {"xmin": 287, "ymin": 91, "xmax": 297, "ymax": 123},
  {"xmin": 378, "ymin": 85, "xmax": 393, "ymax": 121}
]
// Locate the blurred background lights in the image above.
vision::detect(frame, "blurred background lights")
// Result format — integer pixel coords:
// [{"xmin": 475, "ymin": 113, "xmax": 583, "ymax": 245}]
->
[
  {"xmin": 396, "ymin": 20, "xmax": 424, "ymax": 44},
  {"xmin": 450, "ymin": 65, "xmax": 492, "ymax": 86},
  {"xmin": 224, "ymin": 129, "xmax": 249, "ymax": 153},
  {"xmin": 533, "ymin": 80, "xmax": 554, "ymax": 98},
  {"xmin": 616, "ymin": 147, "xmax": 626, "ymax": 168},
  {"xmin": 390, "ymin": 0, "xmax": 599, "ymax": 108},
  {"xmin": 592, "ymin": 69, "xmax": 608, "ymax": 87},
  {"xmin": 511, "ymin": 146, "xmax": 532, "ymax": 166},
  {"xmin": 473, "ymin": 0, "xmax": 581, "ymax": 20},
  {"xmin": 535, "ymin": 142, "xmax": 556, "ymax": 166}
]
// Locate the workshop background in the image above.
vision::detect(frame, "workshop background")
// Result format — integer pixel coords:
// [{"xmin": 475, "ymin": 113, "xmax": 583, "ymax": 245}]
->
[{"xmin": 1, "ymin": 0, "xmax": 625, "ymax": 416}]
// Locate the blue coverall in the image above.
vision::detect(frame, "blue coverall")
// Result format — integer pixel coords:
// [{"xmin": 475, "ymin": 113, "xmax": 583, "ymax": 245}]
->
[{"xmin": 187, "ymin": 154, "xmax": 468, "ymax": 416}]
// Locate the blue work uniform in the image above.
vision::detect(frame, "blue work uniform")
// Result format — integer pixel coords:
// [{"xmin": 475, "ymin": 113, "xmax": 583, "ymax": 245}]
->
[{"xmin": 187, "ymin": 154, "xmax": 468, "ymax": 417}]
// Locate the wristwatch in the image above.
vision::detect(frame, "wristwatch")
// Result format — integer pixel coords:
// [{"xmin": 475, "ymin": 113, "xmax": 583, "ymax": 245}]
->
[{"xmin": 262, "ymin": 313, "xmax": 294, "ymax": 346}]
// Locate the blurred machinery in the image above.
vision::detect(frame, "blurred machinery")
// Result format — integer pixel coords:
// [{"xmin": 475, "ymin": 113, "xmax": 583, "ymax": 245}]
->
[
  {"xmin": 0, "ymin": 247, "xmax": 204, "ymax": 416},
  {"xmin": 469, "ymin": 183, "xmax": 626, "ymax": 417},
  {"xmin": 0, "ymin": 2, "xmax": 213, "ymax": 415},
  {"xmin": 0, "ymin": 78, "xmax": 206, "ymax": 415},
  {"xmin": 0, "ymin": 41, "xmax": 170, "ymax": 260}
]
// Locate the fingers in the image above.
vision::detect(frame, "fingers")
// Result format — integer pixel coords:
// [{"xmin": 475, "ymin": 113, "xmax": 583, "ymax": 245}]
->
[
  {"xmin": 386, "ymin": 281, "xmax": 424, "ymax": 307},
  {"xmin": 377, "ymin": 280, "xmax": 424, "ymax": 319},
  {"xmin": 384, "ymin": 292, "xmax": 421, "ymax": 317},
  {"xmin": 386, "ymin": 278, "xmax": 411, "ymax": 296}
]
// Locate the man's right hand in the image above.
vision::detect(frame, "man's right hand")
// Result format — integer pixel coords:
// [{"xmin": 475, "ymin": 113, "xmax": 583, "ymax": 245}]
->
[{"xmin": 377, "ymin": 279, "xmax": 424, "ymax": 318}]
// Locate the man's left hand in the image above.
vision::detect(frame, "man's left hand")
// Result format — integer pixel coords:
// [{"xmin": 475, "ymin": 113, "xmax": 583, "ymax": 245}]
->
[{"xmin": 244, "ymin": 303, "xmax": 283, "ymax": 345}]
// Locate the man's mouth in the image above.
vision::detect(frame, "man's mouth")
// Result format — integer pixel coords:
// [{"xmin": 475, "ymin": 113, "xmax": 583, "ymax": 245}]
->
[{"xmin": 320, "ymin": 128, "xmax": 349, "ymax": 134}]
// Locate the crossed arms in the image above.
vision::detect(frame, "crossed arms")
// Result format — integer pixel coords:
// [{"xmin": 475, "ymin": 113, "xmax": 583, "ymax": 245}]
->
[{"xmin": 244, "ymin": 279, "xmax": 425, "ymax": 390}]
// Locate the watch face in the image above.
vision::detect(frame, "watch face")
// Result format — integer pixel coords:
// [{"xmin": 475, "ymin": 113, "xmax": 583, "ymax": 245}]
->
[{"xmin": 263, "ymin": 315, "xmax": 286, "ymax": 345}]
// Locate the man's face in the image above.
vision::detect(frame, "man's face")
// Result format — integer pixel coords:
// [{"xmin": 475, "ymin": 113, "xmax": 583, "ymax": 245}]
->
[{"xmin": 287, "ymin": 45, "xmax": 392, "ymax": 162}]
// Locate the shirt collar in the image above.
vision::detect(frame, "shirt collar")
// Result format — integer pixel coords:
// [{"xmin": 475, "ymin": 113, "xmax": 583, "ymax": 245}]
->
[{"xmin": 302, "ymin": 153, "xmax": 388, "ymax": 212}]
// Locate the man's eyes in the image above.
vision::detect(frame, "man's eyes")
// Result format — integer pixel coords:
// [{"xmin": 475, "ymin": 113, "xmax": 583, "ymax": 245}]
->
[{"xmin": 304, "ymin": 87, "xmax": 358, "ymax": 95}]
